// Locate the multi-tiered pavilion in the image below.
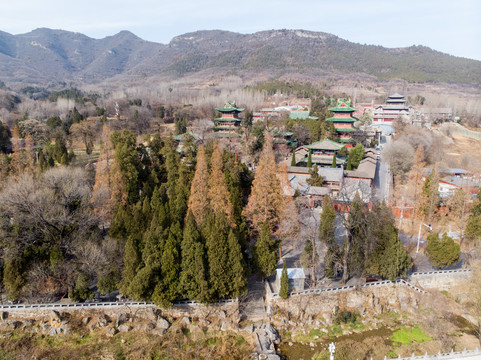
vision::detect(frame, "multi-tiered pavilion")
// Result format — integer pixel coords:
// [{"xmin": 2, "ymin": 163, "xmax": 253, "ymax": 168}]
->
[
  {"xmin": 327, "ymin": 98, "xmax": 359, "ymax": 146},
  {"xmin": 214, "ymin": 101, "xmax": 243, "ymax": 137}
]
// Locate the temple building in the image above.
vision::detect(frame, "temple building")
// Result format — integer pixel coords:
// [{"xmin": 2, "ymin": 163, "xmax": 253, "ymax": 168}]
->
[
  {"xmin": 214, "ymin": 101, "xmax": 243, "ymax": 137},
  {"xmin": 372, "ymin": 93, "xmax": 411, "ymax": 123},
  {"xmin": 326, "ymin": 98, "xmax": 359, "ymax": 146},
  {"xmin": 294, "ymin": 139, "xmax": 346, "ymax": 168}
]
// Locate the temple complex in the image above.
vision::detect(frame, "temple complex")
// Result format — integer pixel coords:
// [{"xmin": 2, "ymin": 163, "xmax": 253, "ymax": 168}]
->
[{"xmin": 326, "ymin": 98, "xmax": 359, "ymax": 146}]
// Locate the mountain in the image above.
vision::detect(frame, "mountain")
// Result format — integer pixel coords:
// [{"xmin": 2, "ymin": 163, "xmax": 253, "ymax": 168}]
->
[{"xmin": 0, "ymin": 28, "xmax": 480, "ymax": 86}]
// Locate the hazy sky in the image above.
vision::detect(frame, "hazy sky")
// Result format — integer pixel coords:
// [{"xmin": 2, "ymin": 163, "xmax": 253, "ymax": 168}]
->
[{"xmin": 1, "ymin": 0, "xmax": 480, "ymax": 61}]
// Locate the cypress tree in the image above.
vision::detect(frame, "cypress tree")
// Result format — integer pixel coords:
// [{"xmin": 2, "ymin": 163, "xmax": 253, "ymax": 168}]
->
[
  {"xmin": 374, "ymin": 224, "xmax": 412, "ymax": 280},
  {"xmin": 193, "ymin": 241, "xmax": 212, "ymax": 303},
  {"xmin": 254, "ymin": 219, "xmax": 278, "ymax": 278},
  {"xmin": 152, "ymin": 230, "xmax": 180, "ymax": 308},
  {"xmin": 279, "ymin": 262, "xmax": 289, "ymax": 299},
  {"xmin": 319, "ymin": 196, "xmax": 336, "ymax": 245},
  {"xmin": 346, "ymin": 157, "xmax": 352, "ymax": 170},
  {"xmin": 331, "ymin": 152, "xmax": 337, "ymax": 168},
  {"xmin": 120, "ymin": 235, "xmax": 141, "ymax": 296},
  {"xmin": 179, "ymin": 212, "xmax": 203, "ymax": 299},
  {"xmin": 204, "ymin": 211, "xmax": 230, "ymax": 299},
  {"xmin": 111, "ymin": 130, "xmax": 141, "ymax": 204},
  {"xmin": 227, "ymin": 229, "xmax": 247, "ymax": 298},
  {"xmin": 307, "ymin": 149, "xmax": 312, "ymax": 168},
  {"xmin": 174, "ymin": 162, "xmax": 191, "ymax": 224},
  {"xmin": 290, "ymin": 151, "xmax": 296, "ymax": 167}
]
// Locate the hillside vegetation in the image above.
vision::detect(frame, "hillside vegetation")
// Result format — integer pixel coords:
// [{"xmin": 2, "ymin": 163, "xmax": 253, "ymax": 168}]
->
[{"xmin": 0, "ymin": 29, "xmax": 480, "ymax": 86}]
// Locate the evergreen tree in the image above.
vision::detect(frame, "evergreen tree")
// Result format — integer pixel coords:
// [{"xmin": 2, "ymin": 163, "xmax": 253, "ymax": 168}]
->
[
  {"xmin": 366, "ymin": 222, "xmax": 411, "ymax": 280},
  {"xmin": 291, "ymin": 151, "xmax": 296, "ymax": 167},
  {"xmin": 152, "ymin": 230, "xmax": 180, "ymax": 307},
  {"xmin": 119, "ymin": 235, "xmax": 141, "ymax": 296},
  {"xmin": 465, "ymin": 194, "xmax": 481, "ymax": 242},
  {"xmin": 179, "ymin": 212, "xmax": 203, "ymax": 299},
  {"xmin": 244, "ymin": 132, "xmax": 284, "ymax": 233},
  {"xmin": 319, "ymin": 196, "xmax": 336, "ymax": 245},
  {"xmin": 420, "ymin": 168, "xmax": 439, "ymax": 219},
  {"xmin": 254, "ymin": 219, "xmax": 278, "ymax": 278},
  {"xmin": 346, "ymin": 157, "xmax": 352, "ymax": 170},
  {"xmin": 208, "ymin": 142, "xmax": 234, "ymax": 224},
  {"xmin": 111, "ymin": 130, "xmax": 142, "ymax": 204},
  {"xmin": 347, "ymin": 143, "xmax": 364, "ymax": 169},
  {"xmin": 307, "ymin": 149, "xmax": 312, "ymax": 168},
  {"xmin": 426, "ymin": 233, "xmax": 460, "ymax": 269},
  {"xmin": 193, "ymin": 241, "xmax": 211, "ymax": 304},
  {"xmin": 324, "ymin": 244, "xmax": 342, "ymax": 278},
  {"xmin": 173, "ymin": 162, "xmax": 191, "ymax": 224},
  {"xmin": 204, "ymin": 212, "xmax": 230, "ymax": 299},
  {"xmin": 331, "ymin": 152, "xmax": 337, "ymax": 168},
  {"xmin": 227, "ymin": 229, "xmax": 247, "ymax": 298},
  {"xmin": 3, "ymin": 257, "xmax": 24, "ymax": 301},
  {"xmin": 306, "ymin": 165, "xmax": 324, "ymax": 186},
  {"xmin": 188, "ymin": 146, "xmax": 210, "ymax": 225},
  {"xmin": 279, "ymin": 262, "xmax": 289, "ymax": 299},
  {"xmin": 163, "ymin": 139, "xmax": 179, "ymax": 213},
  {"xmin": 342, "ymin": 193, "xmax": 367, "ymax": 283}
]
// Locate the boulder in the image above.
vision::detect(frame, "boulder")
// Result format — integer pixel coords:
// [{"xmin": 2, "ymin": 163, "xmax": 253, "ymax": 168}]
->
[
  {"xmin": 82, "ymin": 317, "xmax": 90, "ymax": 325},
  {"xmin": 180, "ymin": 317, "xmax": 191, "ymax": 325},
  {"xmin": 97, "ymin": 315, "xmax": 109, "ymax": 328},
  {"xmin": 118, "ymin": 324, "xmax": 131, "ymax": 333},
  {"xmin": 105, "ymin": 327, "xmax": 117, "ymax": 337},
  {"xmin": 264, "ymin": 323, "xmax": 280, "ymax": 344},
  {"xmin": 145, "ymin": 308, "xmax": 157, "ymax": 322},
  {"xmin": 116, "ymin": 313, "xmax": 129, "ymax": 327},
  {"xmin": 244, "ymin": 323, "xmax": 254, "ymax": 333},
  {"xmin": 0, "ymin": 312, "xmax": 7, "ymax": 320},
  {"xmin": 156, "ymin": 317, "xmax": 170, "ymax": 330}
]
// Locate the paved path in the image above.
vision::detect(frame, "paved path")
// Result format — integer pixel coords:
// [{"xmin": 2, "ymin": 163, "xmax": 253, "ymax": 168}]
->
[{"xmin": 239, "ymin": 276, "xmax": 267, "ymax": 321}]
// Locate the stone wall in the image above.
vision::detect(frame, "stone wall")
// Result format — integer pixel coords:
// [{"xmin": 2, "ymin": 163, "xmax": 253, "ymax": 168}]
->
[
  {"xmin": 410, "ymin": 270, "xmax": 471, "ymax": 291},
  {"xmin": 269, "ymin": 285, "xmax": 423, "ymax": 323}
]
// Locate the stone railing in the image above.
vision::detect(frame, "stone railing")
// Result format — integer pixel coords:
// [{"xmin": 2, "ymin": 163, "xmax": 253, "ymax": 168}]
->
[
  {"xmin": 268, "ymin": 279, "xmax": 426, "ymax": 300},
  {"xmin": 384, "ymin": 347, "xmax": 480, "ymax": 360},
  {"xmin": 0, "ymin": 298, "xmax": 238, "ymax": 312},
  {"xmin": 411, "ymin": 269, "xmax": 471, "ymax": 277}
]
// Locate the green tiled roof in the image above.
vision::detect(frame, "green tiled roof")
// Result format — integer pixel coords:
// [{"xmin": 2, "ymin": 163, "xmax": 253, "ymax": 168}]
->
[
  {"xmin": 216, "ymin": 101, "xmax": 244, "ymax": 113},
  {"xmin": 306, "ymin": 138, "xmax": 343, "ymax": 151},
  {"xmin": 289, "ymin": 112, "xmax": 318, "ymax": 120},
  {"xmin": 216, "ymin": 107, "xmax": 244, "ymax": 113},
  {"xmin": 214, "ymin": 118, "xmax": 242, "ymax": 122},
  {"xmin": 215, "ymin": 126, "xmax": 239, "ymax": 130},
  {"xmin": 336, "ymin": 128, "xmax": 357, "ymax": 133},
  {"xmin": 326, "ymin": 116, "xmax": 358, "ymax": 123},
  {"xmin": 300, "ymin": 155, "xmax": 346, "ymax": 165},
  {"xmin": 328, "ymin": 105, "xmax": 358, "ymax": 112}
]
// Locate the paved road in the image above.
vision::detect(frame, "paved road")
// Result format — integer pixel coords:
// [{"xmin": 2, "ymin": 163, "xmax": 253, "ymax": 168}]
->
[{"xmin": 372, "ymin": 135, "xmax": 392, "ymax": 203}]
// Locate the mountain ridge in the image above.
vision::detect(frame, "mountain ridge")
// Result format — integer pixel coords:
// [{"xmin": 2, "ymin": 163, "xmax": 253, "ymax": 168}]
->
[{"xmin": 0, "ymin": 28, "xmax": 480, "ymax": 86}]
